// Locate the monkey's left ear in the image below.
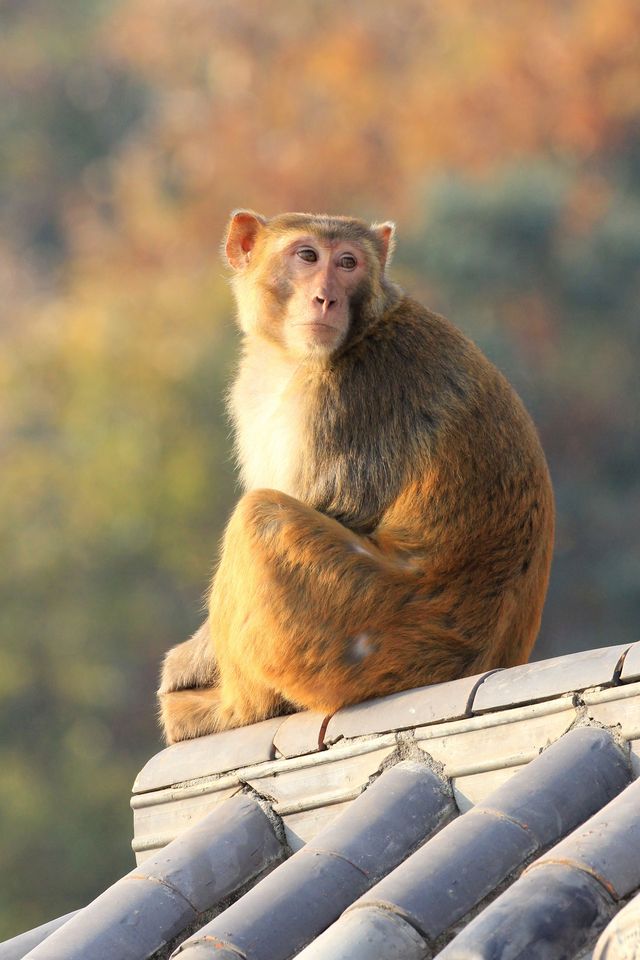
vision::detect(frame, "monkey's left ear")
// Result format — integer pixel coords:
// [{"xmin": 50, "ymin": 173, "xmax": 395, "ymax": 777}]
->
[{"xmin": 371, "ymin": 221, "xmax": 396, "ymax": 271}]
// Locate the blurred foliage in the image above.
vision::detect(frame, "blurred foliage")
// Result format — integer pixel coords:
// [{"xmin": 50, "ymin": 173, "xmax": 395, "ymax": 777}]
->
[{"xmin": 1, "ymin": 0, "xmax": 639, "ymax": 939}]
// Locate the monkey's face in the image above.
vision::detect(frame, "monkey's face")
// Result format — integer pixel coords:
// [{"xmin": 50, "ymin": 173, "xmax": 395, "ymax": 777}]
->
[
  {"xmin": 224, "ymin": 210, "xmax": 396, "ymax": 360},
  {"xmin": 270, "ymin": 232, "xmax": 371, "ymax": 358}
]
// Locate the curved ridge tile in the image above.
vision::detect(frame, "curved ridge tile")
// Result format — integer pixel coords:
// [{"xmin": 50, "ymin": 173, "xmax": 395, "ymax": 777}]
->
[
  {"xmin": 620, "ymin": 641, "xmax": 640, "ymax": 683},
  {"xmin": 472, "ymin": 644, "xmax": 630, "ymax": 713},
  {"xmin": 272, "ymin": 711, "xmax": 328, "ymax": 759},
  {"xmin": 21, "ymin": 795, "xmax": 283, "ymax": 960},
  {"xmin": 133, "ymin": 716, "xmax": 284, "ymax": 793},
  {"xmin": 324, "ymin": 672, "xmax": 492, "ymax": 744},
  {"xmin": 438, "ymin": 776, "xmax": 640, "ymax": 959}
]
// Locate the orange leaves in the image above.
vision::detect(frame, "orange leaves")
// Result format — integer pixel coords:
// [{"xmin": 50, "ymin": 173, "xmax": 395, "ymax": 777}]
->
[{"xmin": 89, "ymin": 0, "xmax": 640, "ymax": 243}]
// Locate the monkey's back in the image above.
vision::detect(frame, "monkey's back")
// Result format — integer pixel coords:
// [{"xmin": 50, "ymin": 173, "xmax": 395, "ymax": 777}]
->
[{"xmin": 303, "ymin": 296, "xmax": 555, "ymax": 671}]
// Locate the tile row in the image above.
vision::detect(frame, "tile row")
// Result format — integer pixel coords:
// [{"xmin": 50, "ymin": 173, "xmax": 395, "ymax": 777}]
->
[
  {"xmin": 134, "ymin": 640, "xmax": 640, "ymax": 794},
  {"xmin": 174, "ymin": 762, "xmax": 454, "ymax": 960},
  {"xmin": 299, "ymin": 728, "xmax": 630, "ymax": 958},
  {"xmin": 12, "ymin": 727, "xmax": 636, "ymax": 960},
  {"xmin": 5, "ymin": 645, "xmax": 639, "ymax": 959}
]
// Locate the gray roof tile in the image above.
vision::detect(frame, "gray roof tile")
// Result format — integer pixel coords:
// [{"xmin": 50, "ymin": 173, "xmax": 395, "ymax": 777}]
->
[
  {"xmin": 272, "ymin": 711, "xmax": 327, "ymax": 758},
  {"xmin": 132, "ymin": 717, "xmax": 284, "ymax": 793},
  {"xmin": 324, "ymin": 671, "xmax": 492, "ymax": 744},
  {"xmin": 439, "ymin": 774, "xmax": 640, "ymax": 958},
  {"xmin": 304, "ymin": 760, "xmax": 455, "ymax": 878},
  {"xmin": 25, "ymin": 876, "xmax": 195, "ymax": 960},
  {"xmin": 173, "ymin": 762, "xmax": 453, "ymax": 959},
  {"xmin": 475, "ymin": 726, "xmax": 629, "ymax": 847},
  {"xmin": 0, "ymin": 913, "xmax": 78, "ymax": 960},
  {"xmin": 21, "ymin": 795, "xmax": 283, "ymax": 960},
  {"xmin": 471, "ymin": 643, "xmax": 630, "ymax": 713},
  {"xmin": 437, "ymin": 862, "xmax": 615, "ymax": 960},
  {"xmin": 620, "ymin": 641, "xmax": 640, "ymax": 682},
  {"xmin": 177, "ymin": 849, "xmax": 371, "ymax": 960},
  {"xmin": 532, "ymin": 776, "xmax": 640, "ymax": 900},
  {"xmin": 355, "ymin": 810, "xmax": 536, "ymax": 941},
  {"xmin": 297, "ymin": 906, "xmax": 429, "ymax": 960},
  {"xmin": 139, "ymin": 796, "xmax": 282, "ymax": 914},
  {"xmin": 304, "ymin": 727, "xmax": 629, "ymax": 956}
]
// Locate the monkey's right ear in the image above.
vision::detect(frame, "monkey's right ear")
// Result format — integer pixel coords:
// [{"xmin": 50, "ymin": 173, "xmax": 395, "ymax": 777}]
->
[{"xmin": 224, "ymin": 210, "xmax": 267, "ymax": 270}]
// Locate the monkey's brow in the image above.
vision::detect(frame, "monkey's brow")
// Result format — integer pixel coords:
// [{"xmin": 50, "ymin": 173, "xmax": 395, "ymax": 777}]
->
[
  {"xmin": 276, "ymin": 232, "xmax": 366, "ymax": 255},
  {"xmin": 279, "ymin": 233, "xmax": 320, "ymax": 248}
]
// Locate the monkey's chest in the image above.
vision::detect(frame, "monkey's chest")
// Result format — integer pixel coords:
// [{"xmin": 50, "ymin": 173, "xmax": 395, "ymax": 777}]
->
[{"xmin": 232, "ymin": 377, "xmax": 307, "ymax": 498}]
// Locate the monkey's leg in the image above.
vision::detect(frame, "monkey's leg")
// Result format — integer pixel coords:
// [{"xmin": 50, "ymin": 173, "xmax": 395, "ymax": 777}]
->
[
  {"xmin": 209, "ymin": 488, "xmax": 480, "ymax": 723},
  {"xmin": 159, "ymin": 616, "xmax": 291, "ymax": 742},
  {"xmin": 160, "ymin": 672, "xmax": 291, "ymax": 742},
  {"xmin": 159, "ymin": 687, "xmax": 224, "ymax": 745}
]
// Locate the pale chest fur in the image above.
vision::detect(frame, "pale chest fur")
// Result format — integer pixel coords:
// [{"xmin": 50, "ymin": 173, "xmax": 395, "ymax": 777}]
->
[{"xmin": 229, "ymin": 341, "xmax": 309, "ymax": 497}]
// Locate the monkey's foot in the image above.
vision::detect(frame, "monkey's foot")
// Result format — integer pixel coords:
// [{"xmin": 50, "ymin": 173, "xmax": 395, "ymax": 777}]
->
[{"xmin": 159, "ymin": 687, "xmax": 226, "ymax": 744}]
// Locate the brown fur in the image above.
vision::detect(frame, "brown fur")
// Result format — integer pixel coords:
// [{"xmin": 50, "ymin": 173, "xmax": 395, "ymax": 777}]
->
[{"xmin": 158, "ymin": 211, "xmax": 554, "ymax": 743}]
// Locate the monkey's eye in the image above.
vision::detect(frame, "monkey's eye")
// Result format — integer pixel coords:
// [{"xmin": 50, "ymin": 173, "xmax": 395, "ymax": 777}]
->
[
  {"xmin": 297, "ymin": 247, "xmax": 318, "ymax": 263},
  {"xmin": 339, "ymin": 253, "xmax": 357, "ymax": 270}
]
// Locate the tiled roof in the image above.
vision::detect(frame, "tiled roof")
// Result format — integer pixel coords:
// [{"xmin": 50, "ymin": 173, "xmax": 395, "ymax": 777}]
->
[{"xmin": 3, "ymin": 640, "xmax": 640, "ymax": 960}]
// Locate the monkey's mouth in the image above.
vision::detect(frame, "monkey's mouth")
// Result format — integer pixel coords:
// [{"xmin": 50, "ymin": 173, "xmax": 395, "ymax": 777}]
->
[
  {"xmin": 289, "ymin": 320, "xmax": 346, "ymax": 355},
  {"xmin": 295, "ymin": 321, "xmax": 341, "ymax": 339}
]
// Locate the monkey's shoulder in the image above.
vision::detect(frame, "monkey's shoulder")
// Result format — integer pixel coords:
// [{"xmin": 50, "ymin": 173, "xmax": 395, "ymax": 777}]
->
[
  {"xmin": 352, "ymin": 296, "xmax": 545, "ymax": 465},
  {"xmin": 382, "ymin": 296, "xmax": 486, "ymax": 360},
  {"xmin": 337, "ymin": 296, "xmax": 492, "ymax": 413}
]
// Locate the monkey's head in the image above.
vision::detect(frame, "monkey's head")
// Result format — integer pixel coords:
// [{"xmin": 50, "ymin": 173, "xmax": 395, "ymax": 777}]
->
[{"xmin": 223, "ymin": 211, "xmax": 398, "ymax": 360}]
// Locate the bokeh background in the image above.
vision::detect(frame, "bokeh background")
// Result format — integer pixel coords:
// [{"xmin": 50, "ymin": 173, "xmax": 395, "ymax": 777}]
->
[{"xmin": 1, "ymin": 0, "xmax": 639, "ymax": 938}]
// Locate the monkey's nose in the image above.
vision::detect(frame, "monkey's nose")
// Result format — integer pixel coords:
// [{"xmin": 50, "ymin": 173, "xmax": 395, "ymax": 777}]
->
[{"xmin": 314, "ymin": 295, "xmax": 337, "ymax": 313}]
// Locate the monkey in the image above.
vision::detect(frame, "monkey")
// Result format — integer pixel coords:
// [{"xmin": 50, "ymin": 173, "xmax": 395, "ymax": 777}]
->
[{"xmin": 158, "ymin": 210, "xmax": 554, "ymax": 744}]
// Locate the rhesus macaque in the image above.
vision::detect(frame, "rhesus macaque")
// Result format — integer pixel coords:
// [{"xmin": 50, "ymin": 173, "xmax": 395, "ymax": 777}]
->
[{"xmin": 158, "ymin": 211, "xmax": 554, "ymax": 744}]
